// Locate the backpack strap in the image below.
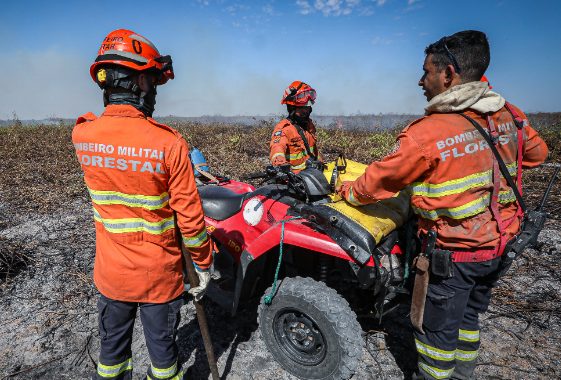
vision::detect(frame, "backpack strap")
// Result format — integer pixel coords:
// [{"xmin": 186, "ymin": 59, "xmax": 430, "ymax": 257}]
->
[
  {"xmin": 459, "ymin": 113, "xmax": 526, "ymax": 212},
  {"xmin": 459, "ymin": 111, "xmax": 525, "ymax": 256},
  {"xmin": 292, "ymin": 122, "xmax": 318, "ymax": 161},
  {"xmin": 504, "ymin": 101, "xmax": 525, "ymax": 129}
]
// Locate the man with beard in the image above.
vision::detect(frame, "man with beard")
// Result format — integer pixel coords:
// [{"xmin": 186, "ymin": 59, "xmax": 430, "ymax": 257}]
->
[{"xmin": 337, "ymin": 30, "xmax": 548, "ymax": 379}]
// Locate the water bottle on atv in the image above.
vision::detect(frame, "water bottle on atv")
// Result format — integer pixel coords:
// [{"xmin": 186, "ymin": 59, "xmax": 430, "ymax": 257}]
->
[{"xmin": 194, "ymin": 156, "xmax": 418, "ymax": 380}]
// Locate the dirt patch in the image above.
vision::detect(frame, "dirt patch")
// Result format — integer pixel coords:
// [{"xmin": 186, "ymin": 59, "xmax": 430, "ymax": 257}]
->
[{"xmin": 1, "ymin": 199, "xmax": 560, "ymax": 379}]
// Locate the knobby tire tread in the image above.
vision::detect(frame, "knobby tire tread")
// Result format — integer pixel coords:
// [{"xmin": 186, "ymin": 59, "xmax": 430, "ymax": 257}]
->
[{"xmin": 257, "ymin": 276, "xmax": 364, "ymax": 380}]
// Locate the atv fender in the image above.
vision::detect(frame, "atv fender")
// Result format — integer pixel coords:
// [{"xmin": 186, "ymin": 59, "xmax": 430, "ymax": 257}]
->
[
  {"xmin": 206, "ymin": 220, "xmax": 378, "ymax": 316},
  {"xmin": 245, "ymin": 219, "xmax": 348, "ymax": 260},
  {"xmin": 205, "ymin": 249, "xmax": 253, "ymax": 317},
  {"xmin": 232, "ymin": 249, "xmax": 253, "ymax": 316}
]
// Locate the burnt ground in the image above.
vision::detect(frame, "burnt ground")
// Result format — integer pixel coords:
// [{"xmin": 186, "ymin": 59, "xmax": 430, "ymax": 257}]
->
[
  {"xmin": 0, "ymin": 118, "xmax": 560, "ymax": 379},
  {"xmin": 0, "ymin": 167, "xmax": 560, "ymax": 379}
]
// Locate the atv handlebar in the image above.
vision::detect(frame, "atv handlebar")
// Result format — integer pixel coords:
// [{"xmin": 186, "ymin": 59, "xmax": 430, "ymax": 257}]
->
[{"xmin": 242, "ymin": 165, "xmax": 291, "ymax": 181}]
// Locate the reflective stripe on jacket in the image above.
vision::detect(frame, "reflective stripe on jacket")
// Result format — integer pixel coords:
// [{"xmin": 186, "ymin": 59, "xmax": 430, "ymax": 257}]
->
[
  {"xmin": 73, "ymin": 105, "xmax": 213, "ymax": 303},
  {"xmin": 269, "ymin": 119, "xmax": 320, "ymax": 173},
  {"xmin": 343, "ymin": 104, "xmax": 548, "ymax": 251}
]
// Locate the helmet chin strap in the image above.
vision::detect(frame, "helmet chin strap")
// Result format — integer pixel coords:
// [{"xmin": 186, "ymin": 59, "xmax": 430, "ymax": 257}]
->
[
  {"xmin": 104, "ymin": 88, "xmax": 157, "ymax": 118},
  {"xmin": 101, "ymin": 66, "xmax": 157, "ymax": 117},
  {"xmin": 287, "ymin": 105, "xmax": 312, "ymax": 128}
]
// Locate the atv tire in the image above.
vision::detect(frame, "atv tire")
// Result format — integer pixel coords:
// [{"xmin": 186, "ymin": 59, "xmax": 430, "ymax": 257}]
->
[{"xmin": 258, "ymin": 276, "xmax": 364, "ymax": 380}]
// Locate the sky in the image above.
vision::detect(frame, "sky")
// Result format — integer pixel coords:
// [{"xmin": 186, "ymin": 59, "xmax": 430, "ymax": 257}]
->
[{"xmin": 1, "ymin": 0, "xmax": 560, "ymax": 120}]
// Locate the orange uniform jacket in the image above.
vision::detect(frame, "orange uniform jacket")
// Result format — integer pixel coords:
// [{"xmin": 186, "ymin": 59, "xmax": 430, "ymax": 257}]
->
[
  {"xmin": 72, "ymin": 105, "xmax": 213, "ymax": 303},
  {"xmin": 339, "ymin": 105, "xmax": 548, "ymax": 250},
  {"xmin": 270, "ymin": 119, "xmax": 320, "ymax": 173}
]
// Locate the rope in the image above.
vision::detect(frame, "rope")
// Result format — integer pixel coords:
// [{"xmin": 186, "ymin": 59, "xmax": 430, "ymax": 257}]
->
[{"xmin": 264, "ymin": 216, "xmax": 302, "ymax": 304}]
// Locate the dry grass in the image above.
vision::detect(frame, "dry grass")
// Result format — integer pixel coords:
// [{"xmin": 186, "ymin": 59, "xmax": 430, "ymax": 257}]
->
[{"xmin": 0, "ymin": 113, "xmax": 560, "ymax": 281}]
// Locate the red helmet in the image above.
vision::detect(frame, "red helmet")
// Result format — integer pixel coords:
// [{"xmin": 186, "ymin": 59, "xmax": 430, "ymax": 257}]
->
[
  {"xmin": 90, "ymin": 29, "xmax": 174, "ymax": 87},
  {"xmin": 281, "ymin": 81, "xmax": 316, "ymax": 106},
  {"xmin": 481, "ymin": 75, "xmax": 492, "ymax": 89}
]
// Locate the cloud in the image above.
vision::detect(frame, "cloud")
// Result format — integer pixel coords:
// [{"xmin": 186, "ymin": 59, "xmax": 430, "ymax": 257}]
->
[
  {"xmin": 263, "ymin": 4, "xmax": 281, "ymax": 16},
  {"xmin": 296, "ymin": 0, "xmax": 314, "ymax": 14},
  {"xmin": 314, "ymin": 0, "xmax": 341, "ymax": 16},
  {"xmin": 360, "ymin": 6, "xmax": 375, "ymax": 15},
  {"xmin": 296, "ymin": 0, "xmax": 379, "ymax": 16},
  {"xmin": 374, "ymin": 0, "xmax": 387, "ymax": 5},
  {"xmin": 404, "ymin": 2, "xmax": 423, "ymax": 11},
  {"xmin": 314, "ymin": 0, "xmax": 360, "ymax": 16}
]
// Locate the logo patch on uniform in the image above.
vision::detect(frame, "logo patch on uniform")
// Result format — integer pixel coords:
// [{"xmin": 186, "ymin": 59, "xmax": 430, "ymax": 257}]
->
[
  {"xmin": 386, "ymin": 139, "xmax": 401, "ymax": 157},
  {"xmin": 274, "ymin": 131, "xmax": 282, "ymax": 137},
  {"xmin": 273, "ymin": 138, "xmax": 281, "ymax": 143},
  {"xmin": 97, "ymin": 68, "xmax": 106, "ymax": 83}
]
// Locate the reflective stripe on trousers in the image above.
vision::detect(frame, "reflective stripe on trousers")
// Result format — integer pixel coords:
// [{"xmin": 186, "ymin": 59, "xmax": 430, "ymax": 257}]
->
[
  {"xmin": 419, "ymin": 358, "xmax": 455, "ymax": 379},
  {"xmin": 148, "ymin": 360, "xmax": 184, "ymax": 380},
  {"xmin": 94, "ymin": 295, "xmax": 184, "ymax": 380},
  {"xmin": 458, "ymin": 329, "xmax": 480, "ymax": 343},
  {"xmin": 414, "ymin": 258, "xmax": 504, "ymax": 380},
  {"xmin": 97, "ymin": 358, "xmax": 133, "ymax": 378}
]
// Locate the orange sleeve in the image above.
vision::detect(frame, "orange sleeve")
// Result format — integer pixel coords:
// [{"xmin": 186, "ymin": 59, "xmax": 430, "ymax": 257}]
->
[
  {"xmin": 521, "ymin": 125, "xmax": 548, "ymax": 169},
  {"xmin": 337, "ymin": 132, "xmax": 431, "ymax": 205},
  {"xmin": 270, "ymin": 125, "xmax": 289, "ymax": 165},
  {"xmin": 167, "ymin": 137, "xmax": 213, "ymax": 269}
]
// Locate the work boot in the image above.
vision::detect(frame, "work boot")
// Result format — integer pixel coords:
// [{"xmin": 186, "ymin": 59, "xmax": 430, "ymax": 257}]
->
[{"xmin": 450, "ymin": 358, "xmax": 478, "ymax": 380}]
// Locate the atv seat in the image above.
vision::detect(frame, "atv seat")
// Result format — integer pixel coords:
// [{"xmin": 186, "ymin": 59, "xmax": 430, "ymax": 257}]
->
[{"xmin": 198, "ymin": 185, "xmax": 248, "ymax": 221}]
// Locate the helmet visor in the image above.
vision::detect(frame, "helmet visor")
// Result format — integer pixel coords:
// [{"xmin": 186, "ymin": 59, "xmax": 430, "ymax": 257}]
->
[{"xmin": 294, "ymin": 89, "xmax": 316, "ymax": 104}]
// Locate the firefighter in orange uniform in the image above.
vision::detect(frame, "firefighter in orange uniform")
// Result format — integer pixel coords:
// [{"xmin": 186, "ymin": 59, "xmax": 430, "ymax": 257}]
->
[
  {"xmin": 73, "ymin": 29, "xmax": 213, "ymax": 380},
  {"xmin": 270, "ymin": 81, "xmax": 321, "ymax": 173},
  {"xmin": 337, "ymin": 31, "xmax": 548, "ymax": 380}
]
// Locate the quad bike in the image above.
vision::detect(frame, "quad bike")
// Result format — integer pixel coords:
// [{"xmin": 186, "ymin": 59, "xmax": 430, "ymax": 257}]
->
[{"xmin": 196, "ymin": 162, "xmax": 418, "ymax": 380}]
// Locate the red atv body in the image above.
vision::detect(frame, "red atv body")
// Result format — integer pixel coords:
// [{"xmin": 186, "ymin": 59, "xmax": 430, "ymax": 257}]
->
[{"xmin": 197, "ymin": 167, "xmax": 415, "ymax": 380}]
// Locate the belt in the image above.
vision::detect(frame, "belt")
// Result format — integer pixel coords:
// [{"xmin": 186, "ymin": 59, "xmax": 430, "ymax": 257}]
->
[{"xmin": 450, "ymin": 231, "xmax": 520, "ymax": 263}]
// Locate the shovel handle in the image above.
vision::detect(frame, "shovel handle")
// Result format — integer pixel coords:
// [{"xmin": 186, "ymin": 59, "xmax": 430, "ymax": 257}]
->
[{"xmin": 176, "ymin": 222, "xmax": 220, "ymax": 380}]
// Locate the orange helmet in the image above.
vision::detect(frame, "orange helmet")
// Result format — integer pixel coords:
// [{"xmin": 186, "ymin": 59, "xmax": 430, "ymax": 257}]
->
[
  {"xmin": 481, "ymin": 75, "xmax": 492, "ymax": 89},
  {"xmin": 281, "ymin": 81, "xmax": 316, "ymax": 106},
  {"xmin": 90, "ymin": 29, "xmax": 174, "ymax": 87}
]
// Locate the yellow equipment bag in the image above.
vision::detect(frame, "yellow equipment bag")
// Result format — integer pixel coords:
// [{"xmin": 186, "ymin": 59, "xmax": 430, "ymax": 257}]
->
[{"xmin": 298, "ymin": 157, "xmax": 412, "ymax": 264}]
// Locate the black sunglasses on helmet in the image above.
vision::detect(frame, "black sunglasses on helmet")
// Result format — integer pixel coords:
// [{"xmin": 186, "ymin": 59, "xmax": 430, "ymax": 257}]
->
[{"xmin": 435, "ymin": 37, "xmax": 461, "ymax": 74}]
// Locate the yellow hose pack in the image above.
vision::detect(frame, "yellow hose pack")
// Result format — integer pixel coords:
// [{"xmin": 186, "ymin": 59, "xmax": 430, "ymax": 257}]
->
[{"xmin": 323, "ymin": 158, "xmax": 412, "ymax": 245}]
